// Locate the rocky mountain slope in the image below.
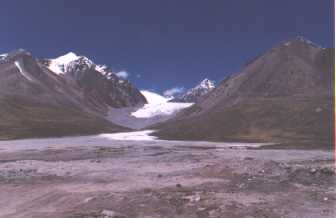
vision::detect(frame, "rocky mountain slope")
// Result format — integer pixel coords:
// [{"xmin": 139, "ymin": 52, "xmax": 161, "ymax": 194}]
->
[
  {"xmin": 153, "ymin": 37, "xmax": 333, "ymax": 147},
  {"xmin": 0, "ymin": 50, "xmax": 146, "ymax": 139},
  {"xmin": 42, "ymin": 52, "xmax": 147, "ymax": 113},
  {"xmin": 171, "ymin": 79, "xmax": 215, "ymax": 102}
]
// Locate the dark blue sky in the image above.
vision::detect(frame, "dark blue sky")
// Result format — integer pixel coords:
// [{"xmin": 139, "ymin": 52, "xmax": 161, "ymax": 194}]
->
[{"xmin": 0, "ymin": 0, "xmax": 334, "ymax": 94}]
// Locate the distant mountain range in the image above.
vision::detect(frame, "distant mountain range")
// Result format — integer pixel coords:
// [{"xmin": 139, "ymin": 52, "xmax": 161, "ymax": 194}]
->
[
  {"xmin": 153, "ymin": 37, "xmax": 333, "ymax": 148},
  {"xmin": 0, "ymin": 36, "xmax": 333, "ymax": 147},
  {"xmin": 0, "ymin": 49, "xmax": 196, "ymax": 138}
]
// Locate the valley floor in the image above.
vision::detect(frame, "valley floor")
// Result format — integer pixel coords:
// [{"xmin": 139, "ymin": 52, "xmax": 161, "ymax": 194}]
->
[{"xmin": 0, "ymin": 136, "xmax": 334, "ymax": 218}]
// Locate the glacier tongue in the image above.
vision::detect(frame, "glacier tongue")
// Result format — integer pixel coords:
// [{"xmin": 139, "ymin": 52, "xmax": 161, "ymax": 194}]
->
[{"xmin": 131, "ymin": 90, "xmax": 193, "ymax": 118}]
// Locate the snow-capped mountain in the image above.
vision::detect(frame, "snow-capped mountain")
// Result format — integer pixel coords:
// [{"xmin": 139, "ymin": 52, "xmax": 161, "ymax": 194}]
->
[
  {"xmin": 172, "ymin": 78, "xmax": 215, "ymax": 103},
  {"xmin": 0, "ymin": 49, "xmax": 130, "ymax": 139},
  {"xmin": 46, "ymin": 52, "xmax": 124, "ymax": 81},
  {"xmin": 42, "ymin": 52, "xmax": 147, "ymax": 111},
  {"xmin": 0, "ymin": 49, "xmax": 193, "ymax": 136},
  {"xmin": 0, "ymin": 49, "xmax": 147, "ymax": 139},
  {"xmin": 47, "ymin": 52, "xmax": 85, "ymax": 75}
]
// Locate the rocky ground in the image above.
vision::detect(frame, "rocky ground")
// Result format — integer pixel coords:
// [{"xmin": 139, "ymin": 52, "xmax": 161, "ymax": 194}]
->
[{"xmin": 0, "ymin": 136, "xmax": 334, "ymax": 218}]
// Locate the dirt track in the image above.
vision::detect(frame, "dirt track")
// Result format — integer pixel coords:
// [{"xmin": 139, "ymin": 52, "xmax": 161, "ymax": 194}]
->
[{"xmin": 0, "ymin": 136, "xmax": 334, "ymax": 218}]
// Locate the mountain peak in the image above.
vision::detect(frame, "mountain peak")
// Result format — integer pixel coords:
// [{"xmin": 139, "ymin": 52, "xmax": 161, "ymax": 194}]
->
[
  {"xmin": 282, "ymin": 36, "xmax": 324, "ymax": 49},
  {"xmin": 0, "ymin": 49, "xmax": 32, "ymax": 63},
  {"xmin": 8, "ymin": 49, "xmax": 32, "ymax": 57},
  {"xmin": 199, "ymin": 78, "xmax": 215, "ymax": 89},
  {"xmin": 171, "ymin": 78, "xmax": 215, "ymax": 103},
  {"xmin": 54, "ymin": 52, "xmax": 80, "ymax": 65},
  {"xmin": 48, "ymin": 52, "xmax": 92, "ymax": 75}
]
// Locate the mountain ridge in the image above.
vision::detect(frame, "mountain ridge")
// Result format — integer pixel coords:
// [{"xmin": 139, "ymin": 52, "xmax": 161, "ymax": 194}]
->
[
  {"xmin": 153, "ymin": 37, "xmax": 333, "ymax": 148},
  {"xmin": 0, "ymin": 37, "xmax": 332, "ymax": 145}
]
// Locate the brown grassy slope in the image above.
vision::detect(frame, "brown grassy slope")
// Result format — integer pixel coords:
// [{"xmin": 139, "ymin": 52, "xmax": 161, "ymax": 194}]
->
[
  {"xmin": 0, "ymin": 96, "xmax": 128, "ymax": 140},
  {"xmin": 154, "ymin": 97, "xmax": 332, "ymax": 147}
]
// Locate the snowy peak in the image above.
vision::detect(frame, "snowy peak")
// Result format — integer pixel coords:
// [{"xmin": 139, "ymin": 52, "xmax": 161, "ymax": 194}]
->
[
  {"xmin": 6, "ymin": 51, "xmax": 153, "ymax": 110},
  {"xmin": 47, "ymin": 52, "xmax": 120, "ymax": 82},
  {"xmin": 47, "ymin": 52, "xmax": 94, "ymax": 75},
  {"xmin": 172, "ymin": 78, "xmax": 215, "ymax": 103},
  {"xmin": 65, "ymin": 56, "xmax": 93, "ymax": 73},
  {"xmin": 197, "ymin": 78, "xmax": 215, "ymax": 90},
  {"xmin": 54, "ymin": 52, "xmax": 80, "ymax": 65}
]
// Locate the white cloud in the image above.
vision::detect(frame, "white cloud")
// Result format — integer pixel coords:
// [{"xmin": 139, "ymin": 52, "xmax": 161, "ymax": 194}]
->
[
  {"xmin": 115, "ymin": 70, "xmax": 129, "ymax": 79},
  {"xmin": 163, "ymin": 86, "xmax": 185, "ymax": 97},
  {"xmin": 136, "ymin": 74, "xmax": 141, "ymax": 78}
]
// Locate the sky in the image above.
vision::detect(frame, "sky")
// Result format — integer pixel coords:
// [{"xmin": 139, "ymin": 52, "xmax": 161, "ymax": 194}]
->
[{"xmin": 0, "ymin": 0, "xmax": 334, "ymax": 95}]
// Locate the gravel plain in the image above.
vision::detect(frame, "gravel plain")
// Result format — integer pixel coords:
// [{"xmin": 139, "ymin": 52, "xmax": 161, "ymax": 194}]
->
[{"xmin": 0, "ymin": 135, "xmax": 334, "ymax": 218}]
